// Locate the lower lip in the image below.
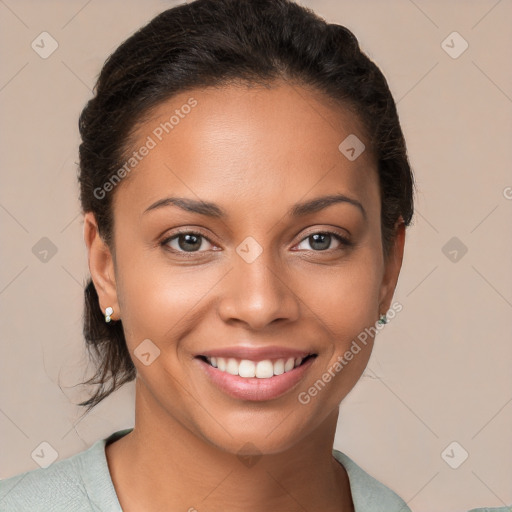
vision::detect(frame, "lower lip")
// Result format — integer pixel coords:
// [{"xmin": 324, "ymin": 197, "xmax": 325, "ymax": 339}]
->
[{"xmin": 196, "ymin": 357, "xmax": 316, "ymax": 401}]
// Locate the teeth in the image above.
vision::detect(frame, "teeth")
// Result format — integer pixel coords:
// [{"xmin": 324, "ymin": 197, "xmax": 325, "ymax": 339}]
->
[
  {"xmin": 239, "ymin": 359, "xmax": 256, "ymax": 378},
  {"xmin": 205, "ymin": 356, "xmax": 307, "ymax": 378},
  {"xmin": 273, "ymin": 359, "xmax": 284, "ymax": 375},
  {"xmin": 226, "ymin": 358, "xmax": 239, "ymax": 375},
  {"xmin": 256, "ymin": 360, "xmax": 273, "ymax": 378},
  {"xmin": 284, "ymin": 357, "xmax": 295, "ymax": 372}
]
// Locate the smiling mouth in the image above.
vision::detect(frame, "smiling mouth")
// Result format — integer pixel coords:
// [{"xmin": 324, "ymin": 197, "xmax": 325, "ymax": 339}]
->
[{"xmin": 196, "ymin": 354, "xmax": 317, "ymax": 379}]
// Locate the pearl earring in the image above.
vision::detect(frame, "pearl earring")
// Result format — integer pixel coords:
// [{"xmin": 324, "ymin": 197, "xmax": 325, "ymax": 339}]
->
[{"xmin": 105, "ymin": 306, "xmax": 114, "ymax": 323}]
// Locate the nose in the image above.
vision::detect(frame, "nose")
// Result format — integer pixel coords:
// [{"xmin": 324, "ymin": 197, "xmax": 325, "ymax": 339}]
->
[{"xmin": 217, "ymin": 249, "xmax": 300, "ymax": 330}]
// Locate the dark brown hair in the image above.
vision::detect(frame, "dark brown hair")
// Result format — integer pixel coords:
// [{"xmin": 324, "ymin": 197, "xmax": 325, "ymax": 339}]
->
[{"xmin": 77, "ymin": 0, "xmax": 415, "ymax": 412}]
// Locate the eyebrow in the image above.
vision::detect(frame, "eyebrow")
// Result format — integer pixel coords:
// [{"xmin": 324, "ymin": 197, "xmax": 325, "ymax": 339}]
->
[{"xmin": 143, "ymin": 193, "xmax": 366, "ymax": 220}]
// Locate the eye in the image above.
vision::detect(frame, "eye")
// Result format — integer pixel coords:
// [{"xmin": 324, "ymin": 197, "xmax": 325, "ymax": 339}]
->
[
  {"xmin": 162, "ymin": 231, "xmax": 215, "ymax": 253},
  {"xmin": 160, "ymin": 229, "xmax": 351, "ymax": 255},
  {"xmin": 295, "ymin": 231, "xmax": 351, "ymax": 252}
]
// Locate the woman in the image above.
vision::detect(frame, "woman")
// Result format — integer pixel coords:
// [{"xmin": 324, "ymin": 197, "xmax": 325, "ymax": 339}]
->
[{"xmin": 0, "ymin": 0, "xmax": 450, "ymax": 510}]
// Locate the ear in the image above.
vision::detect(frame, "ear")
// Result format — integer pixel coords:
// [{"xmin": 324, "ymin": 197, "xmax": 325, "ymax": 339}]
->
[
  {"xmin": 83, "ymin": 212, "xmax": 120, "ymax": 321},
  {"xmin": 378, "ymin": 217, "xmax": 406, "ymax": 316}
]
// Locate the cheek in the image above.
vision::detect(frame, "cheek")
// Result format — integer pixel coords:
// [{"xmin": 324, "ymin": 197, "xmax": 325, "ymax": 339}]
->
[
  {"xmin": 116, "ymin": 258, "xmax": 213, "ymax": 348},
  {"xmin": 303, "ymin": 250, "xmax": 382, "ymax": 384},
  {"xmin": 113, "ymin": 230, "xmax": 229, "ymax": 362},
  {"xmin": 116, "ymin": 235, "xmax": 382, "ymax": 344},
  {"xmin": 307, "ymin": 255, "xmax": 382, "ymax": 334}
]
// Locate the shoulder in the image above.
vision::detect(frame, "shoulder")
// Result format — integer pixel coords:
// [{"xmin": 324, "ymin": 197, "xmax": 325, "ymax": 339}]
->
[
  {"xmin": 466, "ymin": 508, "xmax": 512, "ymax": 512},
  {"xmin": 0, "ymin": 444, "xmax": 100, "ymax": 512},
  {"xmin": 332, "ymin": 449, "xmax": 412, "ymax": 512},
  {"xmin": 333, "ymin": 450, "xmax": 511, "ymax": 512},
  {"xmin": 0, "ymin": 430, "xmax": 131, "ymax": 512}
]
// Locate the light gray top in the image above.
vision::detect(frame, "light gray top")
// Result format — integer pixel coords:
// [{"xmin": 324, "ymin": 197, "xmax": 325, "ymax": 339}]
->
[{"xmin": 1, "ymin": 428, "xmax": 507, "ymax": 511}]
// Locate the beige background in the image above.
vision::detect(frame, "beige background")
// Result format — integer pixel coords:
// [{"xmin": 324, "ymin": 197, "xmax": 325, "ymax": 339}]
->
[{"xmin": 1, "ymin": 1, "xmax": 511, "ymax": 511}]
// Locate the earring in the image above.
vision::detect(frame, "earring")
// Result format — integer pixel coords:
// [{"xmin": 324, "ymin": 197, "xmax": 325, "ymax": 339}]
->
[
  {"xmin": 377, "ymin": 313, "xmax": 387, "ymax": 325},
  {"xmin": 105, "ymin": 306, "xmax": 114, "ymax": 323}
]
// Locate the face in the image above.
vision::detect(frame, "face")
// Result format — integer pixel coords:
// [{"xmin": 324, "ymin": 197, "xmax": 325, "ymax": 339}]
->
[{"xmin": 85, "ymin": 81, "xmax": 404, "ymax": 455}]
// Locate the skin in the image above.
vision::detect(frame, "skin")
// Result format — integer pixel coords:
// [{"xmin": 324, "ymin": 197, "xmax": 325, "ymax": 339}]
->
[{"xmin": 84, "ymin": 80, "xmax": 405, "ymax": 512}]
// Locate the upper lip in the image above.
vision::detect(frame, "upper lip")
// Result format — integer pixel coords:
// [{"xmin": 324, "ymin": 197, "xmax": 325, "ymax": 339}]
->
[{"xmin": 196, "ymin": 346, "xmax": 316, "ymax": 361}]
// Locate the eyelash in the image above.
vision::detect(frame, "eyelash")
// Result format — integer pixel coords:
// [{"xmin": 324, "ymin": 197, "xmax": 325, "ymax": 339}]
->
[{"xmin": 160, "ymin": 228, "xmax": 353, "ymax": 256}]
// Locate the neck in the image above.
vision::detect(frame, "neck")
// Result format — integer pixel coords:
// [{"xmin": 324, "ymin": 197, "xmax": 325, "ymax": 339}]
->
[{"xmin": 106, "ymin": 379, "xmax": 354, "ymax": 512}]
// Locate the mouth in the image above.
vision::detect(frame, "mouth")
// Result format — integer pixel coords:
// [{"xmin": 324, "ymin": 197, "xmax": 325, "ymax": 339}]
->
[
  {"xmin": 195, "ymin": 352, "xmax": 318, "ymax": 401},
  {"xmin": 195, "ymin": 353, "xmax": 317, "ymax": 379}
]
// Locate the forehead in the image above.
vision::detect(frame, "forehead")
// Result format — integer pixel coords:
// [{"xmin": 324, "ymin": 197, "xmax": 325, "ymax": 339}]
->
[{"xmin": 114, "ymin": 81, "xmax": 378, "ymax": 217}]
